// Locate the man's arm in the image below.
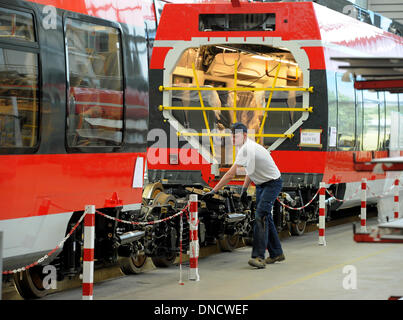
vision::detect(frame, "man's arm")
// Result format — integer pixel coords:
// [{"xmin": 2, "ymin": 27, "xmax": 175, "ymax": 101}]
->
[
  {"xmin": 242, "ymin": 175, "xmax": 251, "ymax": 191},
  {"xmin": 212, "ymin": 163, "xmax": 239, "ymax": 192}
]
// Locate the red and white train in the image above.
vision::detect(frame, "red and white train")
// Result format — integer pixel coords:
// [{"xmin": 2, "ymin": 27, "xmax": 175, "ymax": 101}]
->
[
  {"xmin": 0, "ymin": 0, "xmax": 402, "ymax": 298},
  {"xmin": 0, "ymin": 0, "xmax": 154, "ymax": 298},
  {"xmin": 147, "ymin": 0, "xmax": 403, "ymax": 227}
]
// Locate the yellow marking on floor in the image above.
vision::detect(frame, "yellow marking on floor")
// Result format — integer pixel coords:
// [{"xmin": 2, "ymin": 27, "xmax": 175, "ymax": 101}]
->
[{"xmin": 241, "ymin": 247, "xmax": 396, "ymax": 300}]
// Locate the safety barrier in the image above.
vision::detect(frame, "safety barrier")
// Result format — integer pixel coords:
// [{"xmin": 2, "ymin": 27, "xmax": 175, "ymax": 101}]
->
[
  {"xmin": 395, "ymin": 178, "xmax": 400, "ymax": 220},
  {"xmin": 1, "ymin": 198, "xmax": 195, "ymax": 300},
  {"xmin": 82, "ymin": 205, "xmax": 95, "ymax": 300},
  {"xmin": 2, "ymin": 179, "xmax": 401, "ymax": 296},
  {"xmin": 361, "ymin": 178, "xmax": 368, "ymax": 233},
  {"xmin": 188, "ymin": 194, "xmax": 200, "ymax": 281},
  {"xmin": 318, "ymin": 182, "xmax": 326, "ymax": 246},
  {"xmin": 2, "ymin": 211, "xmax": 86, "ymax": 275},
  {"xmin": 276, "ymin": 177, "xmax": 402, "ymax": 244}
]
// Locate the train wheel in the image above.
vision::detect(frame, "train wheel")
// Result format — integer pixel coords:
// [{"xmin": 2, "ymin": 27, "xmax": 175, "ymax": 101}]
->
[
  {"xmin": 152, "ymin": 192, "xmax": 176, "ymax": 207},
  {"xmin": 142, "ymin": 182, "xmax": 164, "ymax": 202},
  {"xmin": 13, "ymin": 266, "xmax": 49, "ymax": 299},
  {"xmin": 151, "ymin": 253, "xmax": 176, "ymax": 268},
  {"xmin": 290, "ymin": 220, "xmax": 306, "ymax": 236},
  {"xmin": 119, "ymin": 253, "xmax": 147, "ymax": 275},
  {"xmin": 218, "ymin": 234, "xmax": 240, "ymax": 252},
  {"xmin": 150, "ymin": 192, "xmax": 178, "ymax": 268}
]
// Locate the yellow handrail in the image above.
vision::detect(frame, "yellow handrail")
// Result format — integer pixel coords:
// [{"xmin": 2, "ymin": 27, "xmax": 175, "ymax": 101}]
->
[
  {"xmin": 232, "ymin": 60, "xmax": 238, "ymax": 162},
  {"xmin": 257, "ymin": 63, "xmax": 281, "ymax": 144},
  {"xmin": 159, "ymin": 86, "xmax": 313, "ymax": 93},
  {"xmin": 159, "ymin": 60, "xmax": 314, "ymax": 163},
  {"xmin": 191, "ymin": 62, "xmax": 216, "ymax": 157},
  {"xmin": 159, "ymin": 105, "xmax": 313, "ymax": 112},
  {"xmin": 177, "ymin": 132, "xmax": 294, "ymax": 139}
]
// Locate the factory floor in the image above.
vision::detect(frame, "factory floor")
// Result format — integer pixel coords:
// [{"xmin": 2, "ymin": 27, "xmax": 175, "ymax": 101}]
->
[{"xmin": 40, "ymin": 217, "xmax": 403, "ymax": 301}]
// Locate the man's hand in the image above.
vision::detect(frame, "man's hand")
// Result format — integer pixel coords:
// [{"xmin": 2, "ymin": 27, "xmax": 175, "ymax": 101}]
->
[{"xmin": 202, "ymin": 189, "xmax": 216, "ymax": 200}]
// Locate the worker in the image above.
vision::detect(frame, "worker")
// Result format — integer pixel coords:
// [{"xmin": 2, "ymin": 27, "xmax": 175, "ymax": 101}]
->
[{"xmin": 203, "ymin": 122, "xmax": 285, "ymax": 269}]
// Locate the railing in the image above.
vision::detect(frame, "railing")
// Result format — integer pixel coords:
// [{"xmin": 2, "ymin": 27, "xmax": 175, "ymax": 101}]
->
[{"xmin": 159, "ymin": 59, "xmax": 314, "ymax": 162}]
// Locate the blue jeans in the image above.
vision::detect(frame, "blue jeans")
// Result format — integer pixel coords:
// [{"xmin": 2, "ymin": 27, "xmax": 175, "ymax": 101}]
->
[{"xmin": 252, "ymin": 177, "xmax": 283, "ymax": 259}]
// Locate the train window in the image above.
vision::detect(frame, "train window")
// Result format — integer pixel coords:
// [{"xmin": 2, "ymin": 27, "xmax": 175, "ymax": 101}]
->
[
  {"xmin": 362, "ymin": 90, "xmax": 379, "ymax": 151},
  {"xmin": 378, "ymin": 92, "xmax": 386, "ymax": 150},
  {"xmin": 0, "ymin": 8, "xmax": 38, "ymax": 150},
  {"xmin": 199, "ymin": 13, "xmax": 276, "ymax": 32},
  {"xmin": 399, "ymin": 95, "xmax": 403, "ymax": 149},
  {"xmin": 327, "ymin": 71, "xmax": 337, "ymax": 132},
  {"xmin": 385, "ymin": 92, "xmax": 399, "ymax": 151},
  {"xmin": 0, "ymin": 49, "xmax": 39, "ymax": 148},
  {"xmin": 204, "ymin": 79, "xmax": 226, "ymax": 87},
  {"xmin": 173, "ymin": 74, "xmax": 192, "ymax": 85},
  {"xmin": 0, "ymin": 8, "xmax": 35, "ymax": 42},
  {"xmin": 335, "ymin": 74, "xmax": 355, "ymax": 150},
  {"xmin": 65, "ymin": 18, "xmax": 123, "ymax": 148},
  {"xmin": 355, "ymin": 90, "xmax": 363, "ymax": 150}
]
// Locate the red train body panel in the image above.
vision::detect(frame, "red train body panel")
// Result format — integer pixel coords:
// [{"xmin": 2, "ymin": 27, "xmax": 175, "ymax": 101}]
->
[
  {"xmin": 147, "ymin": 1, "xmax": 403, "ymax": 188},
  {"xmin": 0, "ymin": 0, "xmax": 153, "ymax": 272}
]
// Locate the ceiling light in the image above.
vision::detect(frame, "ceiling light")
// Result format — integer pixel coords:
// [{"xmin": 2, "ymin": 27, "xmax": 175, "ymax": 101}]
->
[
  {"xmin": 216, "ymin": 45, "xmax": 238, "ymax": 52},
  {"xmin": 252, "ymin": 55, "xmax": 273, "ymax": 61},
  {"xmin": 252, "ymin": 55, "xmax": 298, "ymax": 66}
]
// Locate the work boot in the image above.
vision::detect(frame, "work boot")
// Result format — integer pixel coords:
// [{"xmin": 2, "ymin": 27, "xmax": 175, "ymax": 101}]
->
[
  {"xmin": 265, "ymin": 253, "xmax": 285, "ymax": 264},
  {"xmin": 248, "ymin": 257, "xmax": 266, "ymax": 269}
]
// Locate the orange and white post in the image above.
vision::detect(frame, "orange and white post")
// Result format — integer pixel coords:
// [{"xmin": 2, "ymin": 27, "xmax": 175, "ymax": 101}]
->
[
  {"xmin": 188, "ymin": 194, "xmax": 200, "ymax": 281},
  {"xmin": 360, "ymin": 178, "xmax": 368, "ymax": 232},
  {"xmin": 318, "ymin": 182, "xmax": 326, "ymax": 246},
  {"xmin": 394, "ymin": 178, "xmax": 400, "ymax": 220},
  {"xmin": 82, "ymin": 205, "xmax": 95, "ymax": 300}
]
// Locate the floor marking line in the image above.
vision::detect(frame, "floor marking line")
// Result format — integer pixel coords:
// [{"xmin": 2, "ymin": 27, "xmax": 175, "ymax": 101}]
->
[{"xmin": 241, "ymin": 246, "xmax": 396, "ymax": 300}]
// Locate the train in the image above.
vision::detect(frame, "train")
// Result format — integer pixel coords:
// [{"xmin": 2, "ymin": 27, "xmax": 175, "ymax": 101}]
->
[{"xmin": 0, "ymin": 0, "xmax": 402, "ymax": 299}]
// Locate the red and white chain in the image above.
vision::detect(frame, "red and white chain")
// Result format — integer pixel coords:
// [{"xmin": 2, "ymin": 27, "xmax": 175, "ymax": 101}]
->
[
  {"xmin": 326, "ymin": 185, "xmax": 361, "ymax": 203},
  {"xmin": 3, "ymin": 205, "xmax": 190, "ymax": 275},
  {"xmin": 95, "ymin": 204, "xmax": 189, "ymax": 226},
  {"xmin": 2, "ymin": 211, "xmax": 86, "ymax": 275},
  {"xmin": 276, "ymin": 189, "xmax": 320, "ymax": 211}
]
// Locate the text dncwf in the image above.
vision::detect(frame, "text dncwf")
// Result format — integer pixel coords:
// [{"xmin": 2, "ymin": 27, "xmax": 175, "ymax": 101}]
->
[{"xmin": 153, "ymin": 304, "xmax": 249, "ymax": 317}]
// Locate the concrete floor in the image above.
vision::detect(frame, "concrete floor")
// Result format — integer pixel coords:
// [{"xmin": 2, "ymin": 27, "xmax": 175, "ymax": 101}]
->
[{"xmin": 40, "ymin": 218, "xmax": 403, "ymax": 300}]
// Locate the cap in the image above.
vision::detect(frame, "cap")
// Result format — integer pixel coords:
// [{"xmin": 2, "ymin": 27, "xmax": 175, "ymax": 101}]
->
[{"xmin": 231, "ymin": 122, "xmax": 248, "ymax": 134}]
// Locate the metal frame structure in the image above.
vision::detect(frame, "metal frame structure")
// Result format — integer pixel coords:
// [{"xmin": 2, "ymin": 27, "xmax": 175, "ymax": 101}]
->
[{"xmin": 159, "ymin": 57, "xmax": 314, "ymax": 162}]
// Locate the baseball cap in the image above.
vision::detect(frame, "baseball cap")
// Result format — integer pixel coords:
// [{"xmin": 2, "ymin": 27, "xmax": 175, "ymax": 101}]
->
[{"xmin": 231, "ymin": 122, "xmax": 248, "ymax": 134}]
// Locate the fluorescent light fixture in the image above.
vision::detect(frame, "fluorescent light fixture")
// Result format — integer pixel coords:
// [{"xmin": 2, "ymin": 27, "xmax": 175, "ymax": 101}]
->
[
  {"xmin": 252, "ymin": 55, "xmax": 298, "ymax": 66},
  {"xmin": 252, "ymin": 55, "xmax": 273, "ymax": 61},
  {"xmin": 216, "ymin": 45, "xmax": 238, "ymax": 52}
]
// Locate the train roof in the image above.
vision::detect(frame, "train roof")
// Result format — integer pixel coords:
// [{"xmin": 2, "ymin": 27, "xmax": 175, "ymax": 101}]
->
[{"xmin": 156, "ymin": 1, "xmax": 403, "ymax": 42}]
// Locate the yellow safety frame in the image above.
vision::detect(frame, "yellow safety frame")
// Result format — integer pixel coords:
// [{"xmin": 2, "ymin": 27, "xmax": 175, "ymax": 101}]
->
[{"xmin": 159, "ymin": 59, "xmax": 314, "ymax": 161}]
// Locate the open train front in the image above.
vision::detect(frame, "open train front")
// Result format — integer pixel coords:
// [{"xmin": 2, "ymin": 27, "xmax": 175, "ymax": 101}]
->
[{"xmin": 148, "ymin": 2, "xmax": 328, "ymax": 235}]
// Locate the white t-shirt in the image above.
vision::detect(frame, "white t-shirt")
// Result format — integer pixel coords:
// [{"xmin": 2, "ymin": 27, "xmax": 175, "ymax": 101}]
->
[{"xmin": 234, "ymin": 138, "xmax": 281, "ymax": 185}]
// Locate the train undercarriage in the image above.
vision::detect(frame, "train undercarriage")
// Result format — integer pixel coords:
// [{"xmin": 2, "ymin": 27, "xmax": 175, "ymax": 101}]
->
[{"xmin": 7, "ymin": 180, "xmax": 328, "ymax": 299}]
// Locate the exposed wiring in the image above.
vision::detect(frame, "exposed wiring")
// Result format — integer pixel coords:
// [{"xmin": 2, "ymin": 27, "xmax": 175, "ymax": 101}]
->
[{"xmin": 222, "ymin": 49, "xmax": 241, "ymax": 66}]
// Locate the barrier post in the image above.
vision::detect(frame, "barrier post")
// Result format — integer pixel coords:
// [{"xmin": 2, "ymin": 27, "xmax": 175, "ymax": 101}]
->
[
  {"xmin": 0, "ymin": 231, "xmax": 3, "ymax": 301},
  {"xmin": 318, "ymin": 182, "xmax": 326, "ymax": 246},
  {"xmin": 82, "ymin": 205, "xmax": 95, "ymax": 300},
  {"xmin": 188, "ymin": 194, "xmax": 200, "ymax": 281},
  {"xmin": 179, "ymin": 212, "xmax": 184, "ymax": 285},
  {"xmin": 394, "ymin": 178, "xmax": 400, "ymax": 220},
  {"xmin": 361, "ymin": 178, "xmax": 368, "ymax": 232}
]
